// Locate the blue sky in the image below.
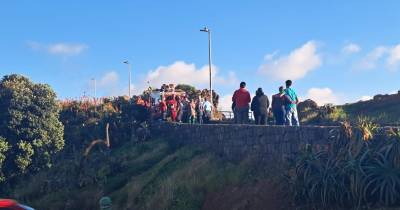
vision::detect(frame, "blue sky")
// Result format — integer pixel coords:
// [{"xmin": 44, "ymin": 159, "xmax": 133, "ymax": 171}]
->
[{"xmin": 1, "ymin": 0, "xmax": 400, "ymax": 109}]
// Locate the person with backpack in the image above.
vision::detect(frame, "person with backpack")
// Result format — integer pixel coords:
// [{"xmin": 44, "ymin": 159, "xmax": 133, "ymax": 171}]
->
[
  {"xmin": 251, "ymin": 88, "xmax": 270, "ymax": 125},
  {"xmin": 284, "ymin": 80, "xmax": 300, "ymax": 126}
]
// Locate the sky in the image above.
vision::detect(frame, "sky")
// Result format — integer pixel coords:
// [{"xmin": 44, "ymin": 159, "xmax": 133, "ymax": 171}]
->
[{"xmin": 1, "ymin": 0, "xmax": 400, "ymax": 110}]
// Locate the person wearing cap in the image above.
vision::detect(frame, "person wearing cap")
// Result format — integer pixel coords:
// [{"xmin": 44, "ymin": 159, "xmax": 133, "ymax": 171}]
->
[
  {"xmin": 232, "ymin": 81, "xmax": 251, "ymax": 124},
  {"xmin": 99, "ymin": 196, "xmax": 112, "ymax": 210},
  {"xmin": 251, "ymin": 88, "xmax": 269, "ymax": 125}
]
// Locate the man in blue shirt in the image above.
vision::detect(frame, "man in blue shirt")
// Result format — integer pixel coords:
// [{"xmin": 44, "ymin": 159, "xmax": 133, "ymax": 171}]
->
[{"xmin": 284, "ymin": 80, "xmax": 300, "ymax": 126}]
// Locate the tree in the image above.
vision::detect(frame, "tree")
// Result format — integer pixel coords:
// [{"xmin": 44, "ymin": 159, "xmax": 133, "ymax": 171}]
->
[{"xmin": 0, "ymin": 74, "xmax": 64, "ymax": 182}]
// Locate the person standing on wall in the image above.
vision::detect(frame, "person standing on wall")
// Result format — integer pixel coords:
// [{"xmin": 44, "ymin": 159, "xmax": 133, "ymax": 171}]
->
[
  {"xmin": 271, "ymin": 86, "xmax": 286, "ymax": 125},
  {"xmin": 232, "ymin": 82, "xmax": 251, "ymax": 124},
  {"xmin": 203, "ymin": 97, "xmax": 213, "ymax": 124},
  {"xmin": 189, "ymin": 99, "xmax": 197, "ymax": 124},
  {"xmin": 284, "ymin": 80, "xmax": 300, "ymax": 126},
  {"xmin": 251, "ymin": 88, "xmax": 269, "ymax": 125},
  {"xmin": 196, "ymin": 96, "xmax": 204, "ymax": 124}
]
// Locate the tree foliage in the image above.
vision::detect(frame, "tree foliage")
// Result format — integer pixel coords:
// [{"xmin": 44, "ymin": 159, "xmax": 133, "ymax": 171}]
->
[{"xmin": 0, "ymin": 74, "xmax": 64, "ymax": 182}]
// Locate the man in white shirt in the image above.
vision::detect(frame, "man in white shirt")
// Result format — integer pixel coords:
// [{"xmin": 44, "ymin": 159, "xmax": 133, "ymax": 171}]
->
[{"xmin": 203, "ymin": 97, "xmax": 213, "ymax": 123}]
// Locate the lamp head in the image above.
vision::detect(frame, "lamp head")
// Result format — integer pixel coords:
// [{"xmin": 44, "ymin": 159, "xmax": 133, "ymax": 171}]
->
[{"xmin": 200, "ymin": 27, "xmax": 209, "ymax": 32}]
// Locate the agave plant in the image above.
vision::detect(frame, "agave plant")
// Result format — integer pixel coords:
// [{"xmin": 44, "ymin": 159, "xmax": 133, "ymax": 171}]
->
[
  {"xmin": 362, "ymin": 152, "xmax": 400, "ymax": 206},
  {"xmin": 357, "ymin": 116, "xmax": 379, "ymax": 141}
]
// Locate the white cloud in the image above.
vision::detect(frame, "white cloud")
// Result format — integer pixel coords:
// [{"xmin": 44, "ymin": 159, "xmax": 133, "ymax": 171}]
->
[
  {"xmin": 28, "ymin": 41, "xmax": 88, "ymax": 56},
  {"xmin": 360, "ymin": 95, "xmax": 373, "ymax": 101},
  {"xmin": 342, "ymin": 43, "xmax": 361, "ymax": 54},
  {"xmin": 89, "ymin": 61, "xmax": 238, "ymax": 97},
  {"xmin": 99, "ymin": 71, "xmax": 119, "ymax": 87},
  {"xmin": 94, "ymin": 71, "xmax": 124, "ymax": 96},
  {"xmin": 259, "ymin": 41, "xmax": 322, "ymax": 80},
  {"xmin": 218, "ymin": 95, "xmax": 233, "ymax": 111},
  {"xmin": 48, "ymin": 43, "xmax": 88, "ymax": 55},
  {"xmin": 355, "ymin": 46, "xmax": 388, "ymax": 70},
  {"xmin": 305, "ymin": 88, "xmax": 340, "ymax": 106},
  {"xmin": 387, "ymin": 44, "xmax": 400, "ymax": 70},
  {"xmin": 144, "ymin": 61, "xmax": 238, "ymax": 90}
]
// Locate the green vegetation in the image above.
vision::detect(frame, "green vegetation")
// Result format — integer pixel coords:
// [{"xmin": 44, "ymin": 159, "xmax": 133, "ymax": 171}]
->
[
  {"xmin": 0, "ymin": 74, "xmax": 64, "ymax": 182},
  {"xmin": 7, "ymin": 139, "xmax": 282, "ymax": 210},
  {"xmin": 1, "ymin": 74, "xmax": 399, "ymax": 209},
  {"xmin": 299, "ymin": 92, "xmax": 400, "ymax": 125},
  {"xmin": 340, "ymin": 93, "xmax": 400, "ymax": 125},
  {"xmin": 287, "ymin": 122, "xmax": 400, "ymax": 209}
]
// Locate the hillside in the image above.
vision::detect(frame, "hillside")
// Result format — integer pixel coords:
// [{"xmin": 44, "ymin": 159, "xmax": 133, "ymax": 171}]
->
[
  {"xmin": 6, "ymin": 139, "xmax": 288, "ymax": 210},
  {"xmin": 299, "ymin": 91, "xmax": 400, "ymax": 125},
  {"xmin": 341, "ymin": 91, "xmax": 400, "ymax": 125}
]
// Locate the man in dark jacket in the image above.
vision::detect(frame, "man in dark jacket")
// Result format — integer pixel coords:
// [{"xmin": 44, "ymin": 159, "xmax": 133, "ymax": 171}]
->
[
  {"xmin": 251, "ymin": 88, "xmax": 269, "ymax": 125},
  {"xmin": 271, "ymin": 86, "xmax": 286, "ymax": 125}
]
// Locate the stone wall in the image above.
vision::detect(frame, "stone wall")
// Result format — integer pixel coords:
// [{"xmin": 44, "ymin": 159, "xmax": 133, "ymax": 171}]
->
[{"xmin": 151, "ymin": 122, "xmax": 345, "ymax": 161}]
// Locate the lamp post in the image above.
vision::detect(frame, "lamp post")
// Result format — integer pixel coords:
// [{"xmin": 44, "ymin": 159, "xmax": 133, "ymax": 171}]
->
[
  {"xmin": 123, "ymin": 61, "xmax": 132, "ymax": 98},
  {"xmin": 200, "ymin": 26, "xmax": 213, "ymax": 112}
]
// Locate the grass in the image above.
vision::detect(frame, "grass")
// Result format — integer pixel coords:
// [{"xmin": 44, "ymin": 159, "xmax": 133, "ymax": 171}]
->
[{"xmin": 7, "ymin": 138, "xmax": 273, "ymax": 210}]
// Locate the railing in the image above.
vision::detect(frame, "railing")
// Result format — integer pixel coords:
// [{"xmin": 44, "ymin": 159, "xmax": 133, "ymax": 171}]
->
[{"xmin": 219, "ymin": 111, "xmax": 254, "ymax": 120}]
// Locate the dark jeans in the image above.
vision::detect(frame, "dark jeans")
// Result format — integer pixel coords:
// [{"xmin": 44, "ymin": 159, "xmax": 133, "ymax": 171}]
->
[
  {"xmin": 234, "ymin": 106, "xmax": 249, "ymax": 124},
  {"xmin": 273, "ymin": 109, "xmax": 285, "ymax": 125},
  {"xmin": 204, "ymin": 111, "xmax": 212, "ymax": 124},
  {"xmin": 197, "ymin": 112, "xmax": 203, "ymax": 124},
  {"xmin": 254, "ymin": 113, "xmax": 267, "ymax": 125}
]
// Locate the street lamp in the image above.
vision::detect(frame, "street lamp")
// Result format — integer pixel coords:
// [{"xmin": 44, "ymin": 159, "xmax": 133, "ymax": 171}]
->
[
  {"xmin": 123, "ymin": 61, "xmax": 132, "ymax": 98},
  {"xmin": 200, "ymin": 26, "xmax": 213, "ymax": 112}
]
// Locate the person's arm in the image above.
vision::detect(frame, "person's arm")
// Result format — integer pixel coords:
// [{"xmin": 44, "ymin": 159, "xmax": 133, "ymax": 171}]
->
[
  {"xmin": 251, "ymin": 97, "xmax": 256, "ymax": 111},
  {"xmin": 232, "ymin": 91, "xmax": 237, "ymax": 102},
  {"xmin": 247, "ymin": 92, "xmax": 251, "ymax": 103},
  {"xmin": 284, "ymin": 94, "xmax": 295, "ymax": 104}
]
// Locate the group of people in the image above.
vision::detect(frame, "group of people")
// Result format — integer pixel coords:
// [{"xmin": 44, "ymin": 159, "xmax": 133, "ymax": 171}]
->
[
  {"xmin": 232, "ymin": 80, "xmax": 300, "ymax": 126},
  {"xmin": 158, "ymin": 95, "xmax": 213, "ymax": 124}
]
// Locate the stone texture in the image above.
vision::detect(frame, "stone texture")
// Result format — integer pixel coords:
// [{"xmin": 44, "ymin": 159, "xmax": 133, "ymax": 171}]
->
[{"xmin": 150, "ymin": 122, "xmax": 398, "ymax": 161}]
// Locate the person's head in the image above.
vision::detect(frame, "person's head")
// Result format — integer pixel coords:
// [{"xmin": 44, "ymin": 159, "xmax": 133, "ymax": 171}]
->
[
  {"xmin": 205, "ymin": 97, "xmax": 209, "ymax": 102},
  {"xmin": 285, "ymin": 80, "xmax": 292, "ymax": 88},
  {"xmin": 256, "ymin": 88, "xmax": 264, "ymax": 96},
  {"xmin": 279, "ymin": 86, "xmax": 284, "ymax": 94},
  {"xmin": 240, "ymin": 82, "xmax": 246, "ymax": 88}
]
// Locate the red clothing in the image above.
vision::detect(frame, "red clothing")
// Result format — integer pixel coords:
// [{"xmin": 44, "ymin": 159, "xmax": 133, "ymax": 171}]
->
[
  {"xmin": 167, "ymin": 99, "xmax": 178, "ymax": 121},
  {"xmin": 159, "ymin": 101, "xmax": 167, "ymax": 112},
  {"xmin": 232, "ymin": 88, "xmax": 251, "ymax": 108}
]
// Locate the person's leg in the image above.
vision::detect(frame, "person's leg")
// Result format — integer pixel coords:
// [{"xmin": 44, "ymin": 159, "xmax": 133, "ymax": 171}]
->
[
  {"xmin": 273, "ymin": 110, "xmax": 278, "ymax": 125},
  {"xmin": 244, "ymin": 107, "xmax": 249, "ymax": 124},
  {"xmin": 292, "ymin": 107, "xmax": 300, "ymax": 126},
  {"xmin": 260, "ymin": 114, "xmax": 267, "ymax": 125},
  {"xmin": 254, "ymin": 113, "xmax": 259, "ymax": 125},
  {"xmin": 234, "ymin": 108, "xmax": 240, "ymax": 124},
  {"xmin": 285, "ymin": 108, "xmax": 293, "ymax": 126}
]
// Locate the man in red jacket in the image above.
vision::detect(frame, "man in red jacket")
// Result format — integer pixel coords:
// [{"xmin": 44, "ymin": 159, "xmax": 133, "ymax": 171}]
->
[{"xmin": 232, "ymin": 81, "xmax": 251, "ymax": 124}]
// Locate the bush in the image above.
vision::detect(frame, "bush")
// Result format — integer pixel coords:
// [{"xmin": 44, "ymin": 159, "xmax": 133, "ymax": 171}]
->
[{"xmin": 0, "ymin": 74, "xmax": 64, "ymax": 183}]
